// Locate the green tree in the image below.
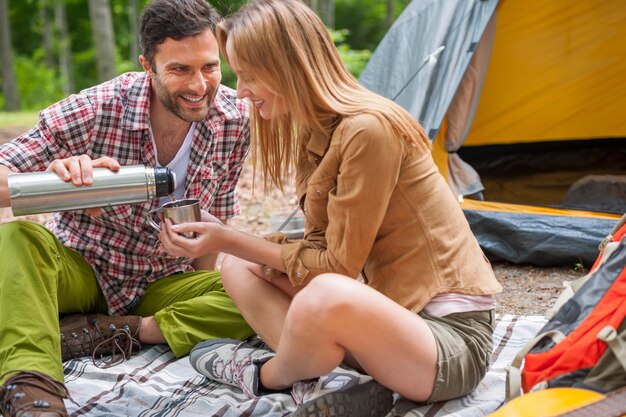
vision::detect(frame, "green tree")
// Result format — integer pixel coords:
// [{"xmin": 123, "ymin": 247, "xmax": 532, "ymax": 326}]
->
[
  {"xmin": 336, "ymin": 0, "xmax": 409, "ymax": 50},
  {"xmin": 88, "ymin": 0, "xmax": 117, "ymax": 82},
  {"xmin": 1, "ymin": 0, "xmax": 410, "ymax": 111},
  {"xmin": 0, "ymin": 0, "xmax": 21, "ymax": 111}
]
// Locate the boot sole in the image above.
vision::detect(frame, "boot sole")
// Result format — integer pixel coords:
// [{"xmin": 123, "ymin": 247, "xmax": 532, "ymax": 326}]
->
[{"xmin": 291, "ymin": 379, "xmax": 394, "ymax": 417}]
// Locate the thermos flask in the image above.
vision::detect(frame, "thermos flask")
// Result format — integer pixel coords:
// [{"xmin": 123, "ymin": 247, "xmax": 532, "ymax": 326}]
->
[{"xmin": 8, "ymin": 165, "xmax": 176, "ymax": 216}]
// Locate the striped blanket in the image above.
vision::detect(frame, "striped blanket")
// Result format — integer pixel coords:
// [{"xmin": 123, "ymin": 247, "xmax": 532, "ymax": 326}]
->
[{"xmin": 63, "ymin": 314, "xmax": 546, "ymax": 417}]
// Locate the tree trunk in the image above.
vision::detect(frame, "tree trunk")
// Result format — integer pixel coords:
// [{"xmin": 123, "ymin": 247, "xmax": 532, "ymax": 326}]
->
[
  {"xmin": 87, "ymin": 0, "xmax": 116, "ymax": 82},
  {"xmin": 305, "ymin": 0, "xmax": 319, "ymax": 12},
  {"xmin": 128, "ymin": 0, "xmax": 139, "ymax": 68},
  {"xmin": 0, "ymin": 0, "xmax": 21, "ymax": 110},
  {"xmin": 322, "ymin": 0, "xmax": 334, "ymax": 28},
  {"xmin": 385, "ymin": 0, "xmax": 394, "ymax": 29},
  {"xmin": 55, "ymin": 0, "xmax": 74, "ymax": 94},
  {"xmin": 304, "ymin": 0, "xmax": 333, "ymax": 27},
  {"xmin": 40, "ymin": 0, "xmax": 55, "ymax": 68}
]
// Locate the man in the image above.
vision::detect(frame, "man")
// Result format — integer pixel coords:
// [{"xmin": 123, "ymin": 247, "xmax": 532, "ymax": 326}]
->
[{"xmin": 0, "ymin": 1, "xmax": 254, "ymax": 416}]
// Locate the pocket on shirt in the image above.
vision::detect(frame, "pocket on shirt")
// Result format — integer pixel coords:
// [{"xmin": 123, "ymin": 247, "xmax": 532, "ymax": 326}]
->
[
  {"xmin": 304, "ymin": 177, "xmax": 336, "ymax": 230},
  {"xmin": 102, "ymin": 204, "xmax": 146, "ymax": 232},
  {"xmin": 196, "ymin": 162, "xmax": 228, "ymax": 210}
]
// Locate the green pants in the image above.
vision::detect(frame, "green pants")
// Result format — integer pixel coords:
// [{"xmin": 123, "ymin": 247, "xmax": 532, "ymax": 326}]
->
[{"xmin": 0, "ymin": 221, "xmax": 254, "ymax": 384}]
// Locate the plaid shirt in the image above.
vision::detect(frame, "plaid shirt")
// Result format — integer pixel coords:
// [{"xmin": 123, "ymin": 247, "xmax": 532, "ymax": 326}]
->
[{"xmin": 0, "ymin": 72, "xmax": 250, "ymax": 315}]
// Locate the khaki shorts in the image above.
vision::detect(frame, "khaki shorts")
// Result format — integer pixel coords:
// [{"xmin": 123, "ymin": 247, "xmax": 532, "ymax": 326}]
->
[{"xmin": 420, "ymin": 309, "xmax": 495, "ymax": 402}]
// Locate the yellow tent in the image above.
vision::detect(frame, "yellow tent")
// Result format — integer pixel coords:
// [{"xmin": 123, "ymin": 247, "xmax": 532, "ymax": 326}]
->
[{"xmin": 360, "ymin": 0, "xmax": 624, "ymax": 266}]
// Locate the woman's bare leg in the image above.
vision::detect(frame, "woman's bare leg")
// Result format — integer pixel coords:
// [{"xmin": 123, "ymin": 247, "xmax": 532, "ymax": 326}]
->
[
  {"xmin": 259, "ymin": 273, "xmax": 438, "ymax": 402},
  {"xmin": 220, "ymin": 255, "xmax": 301, "ymax": 349}
]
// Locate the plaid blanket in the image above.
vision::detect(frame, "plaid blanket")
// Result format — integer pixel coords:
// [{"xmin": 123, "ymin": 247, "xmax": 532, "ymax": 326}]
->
[{"xmin": 63, "ymin": 314, "xmax": 546, "ymax": 417}]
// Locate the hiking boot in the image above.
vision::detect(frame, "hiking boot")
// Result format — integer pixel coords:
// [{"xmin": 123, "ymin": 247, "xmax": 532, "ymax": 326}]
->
[
  {"xmin": 291, "ymin": 368, "xmax": 394, "ymax": 417},
  {"xmin": 59, "ymin": 314, "xmax": 142, "ymax": 368},
  {"xmin": 0, "ymin": 370, "xmax": 70, "ymax": 417},
  {"xmin": 189, "ymin": 338, "xmax": 274, "ymax": 398}
]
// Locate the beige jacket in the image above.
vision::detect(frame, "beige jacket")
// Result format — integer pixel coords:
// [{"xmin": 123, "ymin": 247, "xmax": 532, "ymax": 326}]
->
[{"xmin": 265, "ymin": 113, "xmax": 502, "ymax": 312}]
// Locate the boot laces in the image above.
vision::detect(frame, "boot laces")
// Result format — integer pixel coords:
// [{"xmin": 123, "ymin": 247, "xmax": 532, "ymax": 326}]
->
[
  {"xmin": 0, "ymin": 370, "xmax": 76, "ymax": 416},
  {"xmin": 61, "ymin": 318, "xmax": 140, "ymax": 369},
  {"xmin": 290, "ymin": 379, "xmax": 318, "ymax": 406},
  {"xmin": 211, "ymin": 342, "xmax": 257, "ymax": 398},
  {"xmin": 92, "ymin": 324, "xmax": 141, "ymax": 368}
]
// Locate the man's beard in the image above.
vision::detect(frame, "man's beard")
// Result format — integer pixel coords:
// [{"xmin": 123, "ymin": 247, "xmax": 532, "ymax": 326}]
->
[{"xmin": 152, "ymin": 74, "xmax": 216, "ymax": 122}]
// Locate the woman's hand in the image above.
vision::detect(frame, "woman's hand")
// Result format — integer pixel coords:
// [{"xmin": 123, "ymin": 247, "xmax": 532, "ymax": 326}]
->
[
  {"xmin": 159, "ymin": 217, "xmax": 226, "ymax": 259},
  {"xmin": 200, "ymin": 209, "xmax": 224, "ymax": 225}
]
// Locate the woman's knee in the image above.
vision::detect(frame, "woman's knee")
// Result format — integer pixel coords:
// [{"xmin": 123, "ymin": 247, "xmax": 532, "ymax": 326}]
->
[
  {"xmin": 220, "ymin": 255, "xmax": 262, "ymax": 294},
  {"xmin": 287, "ymin": 273, "xmax": 356, "ymax": 328}
]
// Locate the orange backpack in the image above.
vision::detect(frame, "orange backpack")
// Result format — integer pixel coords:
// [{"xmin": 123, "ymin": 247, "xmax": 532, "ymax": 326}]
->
[{"xmin": 507, "ymin": 214, "xmax": 626, "ymax": 399}]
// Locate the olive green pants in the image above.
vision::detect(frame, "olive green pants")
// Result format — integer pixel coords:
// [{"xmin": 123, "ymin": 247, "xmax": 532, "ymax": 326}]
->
[{"xmin": 0, "ymin": 221, "xmax": 254, "ymax": 384}]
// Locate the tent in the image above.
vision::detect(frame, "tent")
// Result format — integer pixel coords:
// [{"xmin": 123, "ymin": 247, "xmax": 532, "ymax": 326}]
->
[{"xmin": 359, "ymin": 0, "xmax": 625, "ymax": 267}]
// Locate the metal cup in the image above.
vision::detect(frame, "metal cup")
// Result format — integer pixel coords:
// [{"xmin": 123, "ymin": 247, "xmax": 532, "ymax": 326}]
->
[{"xmin": 148, "ymin": 198, "xmax": 201, "ymax": 238}]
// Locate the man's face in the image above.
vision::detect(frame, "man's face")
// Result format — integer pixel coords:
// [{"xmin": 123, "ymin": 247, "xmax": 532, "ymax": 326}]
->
[{"xmin": 142, "ymin": 29, "xmax": 221, "ymax": 122}]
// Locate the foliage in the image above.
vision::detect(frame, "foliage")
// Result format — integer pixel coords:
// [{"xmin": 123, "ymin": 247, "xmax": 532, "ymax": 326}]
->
[
  {"xmin": 209, "ymin": 0, "xmax": 248, "ymax": 16},
  {"xmin": 13, "ymin": 55, "xmax": 64, "ymax": 110},
  {"xmin": 0, "ymin": 111, "xmax": 39, "ymax": 129},
  {"xmin": 220, "ymin": 62, "xmax": 237, "ymax": 91},
  {"xmin": 330, "ymin": 29, "xmax": 372, "ymax": 78},
  {"xmin": 336, "ymin": 0, "xmax": 410, "ymax": 50},
  {"xmin": 2, "ymin": 0, "xmax": 409, "ymax": 111}
]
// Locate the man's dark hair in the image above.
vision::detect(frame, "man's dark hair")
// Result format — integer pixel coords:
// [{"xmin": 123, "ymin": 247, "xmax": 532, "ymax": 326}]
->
[{"xmin": 139, "ymin": 0, "xmax": 221, "ymax": 68}]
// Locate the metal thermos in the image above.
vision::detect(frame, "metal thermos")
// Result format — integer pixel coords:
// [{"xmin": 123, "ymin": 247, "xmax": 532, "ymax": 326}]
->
[{"xmin": 8, "ymin": 165, "xmax": 176, "ymax": 216}]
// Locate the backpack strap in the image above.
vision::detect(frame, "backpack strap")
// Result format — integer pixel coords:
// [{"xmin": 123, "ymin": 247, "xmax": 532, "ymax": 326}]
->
[
  {"xmin": 612, "ymin": 212, "xmax": 626, "ymax": 235},
  {"xmin": 506, "ymin": 330, "xmax": 566, "ymax": 401},
  {"xmin": 545, "ymin": 241, "xmax": 622, "ymax": 319},
  {"xmin": 597, "ymin": 325, "xmax": 626, "ymax": 374},
  {"xmin": 600, "ymin": 212, "xmax": 626, "ymax": 250}
]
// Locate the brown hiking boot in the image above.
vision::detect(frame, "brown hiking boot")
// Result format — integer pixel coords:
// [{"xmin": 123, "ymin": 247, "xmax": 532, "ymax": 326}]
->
[
  {"xmin": 59, "ymin": 314, "xmax": 142, "ymax": 368},
  {"xmin": 0, "ymin": 370, "xmax": 70, "ymax": 417}
]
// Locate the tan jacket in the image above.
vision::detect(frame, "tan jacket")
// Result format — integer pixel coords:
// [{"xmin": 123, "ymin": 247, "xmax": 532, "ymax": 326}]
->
[{"xmin": 266, "ymin": 113, "xmax": 502, "ymax": 312}]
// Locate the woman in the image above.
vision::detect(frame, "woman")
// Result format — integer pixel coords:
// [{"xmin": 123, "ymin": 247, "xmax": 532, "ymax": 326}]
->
[{"xmin": 159, "ymin": 0, "xmax": 502, "ymax": 415}]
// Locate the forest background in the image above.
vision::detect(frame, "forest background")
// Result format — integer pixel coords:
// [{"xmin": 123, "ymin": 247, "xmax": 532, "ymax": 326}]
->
[{"xmin": 0, "ymin": 0, "xmax": 407, "ymax": 112}]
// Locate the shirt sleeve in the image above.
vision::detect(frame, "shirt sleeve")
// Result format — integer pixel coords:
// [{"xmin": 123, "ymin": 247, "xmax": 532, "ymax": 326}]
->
[
  {"xmin": 278, "ymin": 115, "xmax": 405, "ymax": 285},
  {"xmin": 0, "ymin": 94, "xmax": 94, "ymax": 172}
]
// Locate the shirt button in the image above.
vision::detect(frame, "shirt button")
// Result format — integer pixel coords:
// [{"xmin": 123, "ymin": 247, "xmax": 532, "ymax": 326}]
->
[
  {"xmin": 316, "ymin": 190, "xmax": 321, "ymax": 196},
  {"xmin": 264, "ymin": 267, "xmax": 272, "ymax": 275},
  {"xmin": 296, "ymin": 272, "xmax": 302, "ymax": 278}
]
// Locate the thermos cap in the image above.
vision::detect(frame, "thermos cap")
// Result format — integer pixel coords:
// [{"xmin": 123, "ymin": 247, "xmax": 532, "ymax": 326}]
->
[{"xmin": 154, "ymin": 167, "xmax": 176, "ymax": 198}]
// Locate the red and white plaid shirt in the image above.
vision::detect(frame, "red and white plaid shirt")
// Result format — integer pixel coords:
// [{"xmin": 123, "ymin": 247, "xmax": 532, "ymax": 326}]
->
[{"xmin": 0, "ymin": 72, "xmax": 250, "ymax": 315}]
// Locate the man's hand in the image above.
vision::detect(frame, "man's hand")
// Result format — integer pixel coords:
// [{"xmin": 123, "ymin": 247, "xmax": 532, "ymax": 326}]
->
[{"xmin": 46, "ymin": 155, "xmax": 121, "ymax": 216}]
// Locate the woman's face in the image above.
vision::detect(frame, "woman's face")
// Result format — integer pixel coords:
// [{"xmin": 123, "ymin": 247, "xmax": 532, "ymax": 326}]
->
[{"xmin": 226, "ymin": 37, "xmax": 288, "ymax": 120}]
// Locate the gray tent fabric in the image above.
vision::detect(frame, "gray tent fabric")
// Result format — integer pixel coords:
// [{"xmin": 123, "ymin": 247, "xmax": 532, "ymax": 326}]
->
[
  {"xmin": 359, "ymin": 0, "xmax": 498, "ymax": 198},
  {"xmin": 444, "ymin": 14, "xmax": 496, "ymax": 197},
  {"xmin": 464, "ymin": 210, "xmax": 615, "ymax": 267},
  {"xmin": 359, "ymin": 0, "xmax": 498, "ymax": 139}
]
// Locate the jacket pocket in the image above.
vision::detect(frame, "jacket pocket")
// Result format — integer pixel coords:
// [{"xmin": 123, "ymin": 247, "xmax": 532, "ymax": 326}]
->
[{"xmin": 304, "ymin": 177, "xmax": 335, "ymax": 230}]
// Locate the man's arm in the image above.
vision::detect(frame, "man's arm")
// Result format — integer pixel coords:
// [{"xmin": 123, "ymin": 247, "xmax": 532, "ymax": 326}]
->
[
  {"xmin": 0, "ymin": 156, "xmax": 121, "ymax": 215},
  {"xmin": 0, "ymin": 164, "xmax": 14, "ymax": 208},
  {"xmin": 191, "ymin": 218, "xmax": 228, "ymax": 271}
]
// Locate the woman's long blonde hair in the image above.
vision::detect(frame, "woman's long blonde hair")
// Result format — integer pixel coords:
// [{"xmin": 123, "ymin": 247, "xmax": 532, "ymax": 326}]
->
[{"xmin": 217, "ymin": 0, "xmax": 430, "ymax": 191}]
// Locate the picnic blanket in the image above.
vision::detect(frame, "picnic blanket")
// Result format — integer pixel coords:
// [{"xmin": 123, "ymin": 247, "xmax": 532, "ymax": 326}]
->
[{"xmin": 63, "ymin": 314, "xmax": 546, "ymax": 417}]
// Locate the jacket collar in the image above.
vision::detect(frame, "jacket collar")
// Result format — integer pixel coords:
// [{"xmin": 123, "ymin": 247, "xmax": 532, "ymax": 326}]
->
[{"xmin": 304, "ymin": 116, "xmax": 342, "ymax": 157}]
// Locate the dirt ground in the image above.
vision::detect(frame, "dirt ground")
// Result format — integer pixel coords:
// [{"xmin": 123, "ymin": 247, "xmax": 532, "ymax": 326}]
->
[{"xmin": 0, "ymin": 125, "xmax": 587, "ymax": 317}]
